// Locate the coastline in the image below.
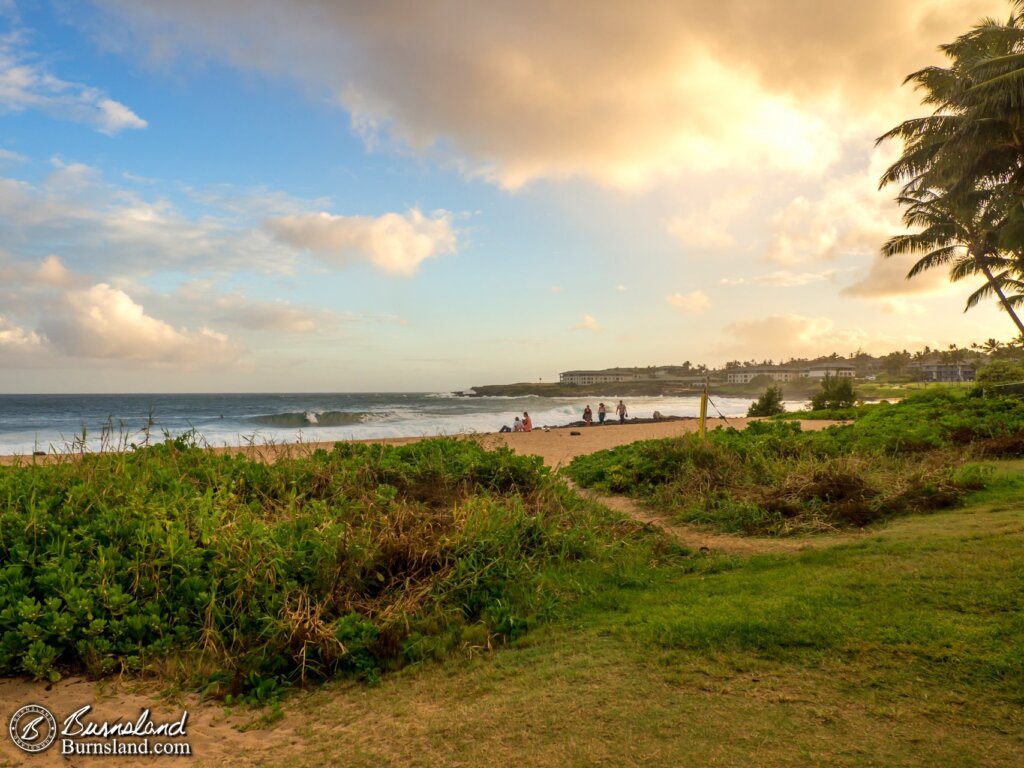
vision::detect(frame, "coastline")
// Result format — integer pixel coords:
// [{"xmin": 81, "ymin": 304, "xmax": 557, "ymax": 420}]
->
[{"xmin": 0, "ymin": 417, "xmax": 846, "ymax": 470}]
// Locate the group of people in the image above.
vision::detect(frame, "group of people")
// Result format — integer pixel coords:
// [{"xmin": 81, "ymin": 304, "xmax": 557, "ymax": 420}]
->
[
  {"xmin": 498, "ymin": 411, "xmax": 533, "ymax": 433},
  {"xmin": 582, "ymin": 400, "xmax": 627, "ymax": 426},
  {"xmin": 499, "ymin": 401, "xmax": 630, "ymax": 432}
]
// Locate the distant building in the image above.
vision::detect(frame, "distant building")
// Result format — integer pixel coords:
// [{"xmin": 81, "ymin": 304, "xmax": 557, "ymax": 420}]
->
[
  {"xmin": 725, "ymin": 367, "xmax": 804, "ymax": 384},
  {"xmin": 726, "ymin": 364, "xmax": 856, "ymax": 384},
  {"xmin": 919, "ymin": 363, "xmax": 975, "ymax": 382},
  {"xmin": 805, "ymin": 365, "xmax": 856, "ymax": 379},
  {"xmin": 559, "ymin": 369, "xmax": 640, "ymax": 385}
]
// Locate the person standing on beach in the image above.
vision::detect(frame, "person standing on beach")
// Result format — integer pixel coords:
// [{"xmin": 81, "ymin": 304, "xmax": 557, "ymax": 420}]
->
[
  {"xmin": 616, "ymin": 400, "xmax": 628, "ymax": 424},
  {"xmin": 522, "ymin": 412, "xmax": 533, "ymax": 432},
  {"xmin": 598, "ymin": 403, "xmax": 607, "ymax": 425},
  {"xmin": 583, "ymin": 405, "xmax": 593, "ymax": 426}
]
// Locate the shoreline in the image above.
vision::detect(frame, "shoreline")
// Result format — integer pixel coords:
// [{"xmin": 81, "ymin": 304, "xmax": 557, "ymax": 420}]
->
[{"xmin": 0, "ymin": 417, "xmax": 846, "ymax": 470}]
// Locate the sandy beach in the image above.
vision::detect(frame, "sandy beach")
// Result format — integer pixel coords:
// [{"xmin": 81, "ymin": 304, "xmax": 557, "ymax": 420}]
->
[{"xmin": 0, "ymin": 418, "xmax": 845, "ymax": 469}]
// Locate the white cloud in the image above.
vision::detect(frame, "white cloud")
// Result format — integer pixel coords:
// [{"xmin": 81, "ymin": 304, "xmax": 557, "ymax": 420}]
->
[
  {"xmin": 34, "ymin": 254, "xmax": 70, "ymax": 285},
  {"xmin": 0, "ymin": 31, "xmax": 147, "ymax": 135},
  {"xmin": 0, "ymin": 148, "xmax": 26, "ymax": 164},
  {"xmin": 722, "ymin": 314, "xmax": 871, "ymax": 358},
  {"xmin": 667, "ymin": 214, "xmax": 736, "ymax": 251},
  {"xmin": 177, "ymin": 282, "xmax": 333, "ymax": 333},
  {"xmin": 266, "ymin": 208, "xmax": 456, "ymax": 276},
  {"xmin": 720, "ymin": 270, "xmax": 841, "ymax": 287},
  {"xmin": 766, "ymin": 146, "xmax": 903, "ymax": 266},
  {"xmin": 841, "ymin": 250, "xmax": 955, "ymax": 299},
  {"xmin": 95, "ymin": 97, "xmax": 148, "ymax": 134},
  {"xmin": 666, "ymin": 290, "xmax": 711, "ymax": 314},
  {"xmin": 0, "ymin": 315, "xmax": 40, "ymax": 347},
  {"xmin": 40, "ymin": 282, "xmax": 237, "ymax": 364},
  {"xmin": 0, "ymin": 162, "xmax": 404, "ymax": 276},
  {"xmin": 573, "ymin": 314, "xmax": 600, "ymax": 331},
  {"xmin": 95, "ymin": 0, "xmax": 990, "ymax": 188},
  {"xmin": 878, "ymin": 299, "xmax": 927, "ymax": 316}
]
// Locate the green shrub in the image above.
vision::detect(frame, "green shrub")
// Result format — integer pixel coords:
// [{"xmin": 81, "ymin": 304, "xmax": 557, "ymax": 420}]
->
[
  {"xmin": 747, "ymin": 386, "xmax": 785, "ymax": 417},
  {"xmin": 809, "ymin": 375, "xmax": 857, "ymax": 410},
  {"xmin": 0, "ymin": 437, "xmax": 657, "ymax": 691},
  {"xmin": 976, "ymin": 359, "xmax": 1024, "ymax": 385},
  {"xmin": 567, "ymin": 392, "xmax": 1024, "ymax": 535}
]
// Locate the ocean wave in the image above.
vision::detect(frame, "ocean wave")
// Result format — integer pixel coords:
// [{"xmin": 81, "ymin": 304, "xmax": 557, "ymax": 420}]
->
[{"xmin": 246, "ymin": 410, "xmax": 387, "ymax": 428}]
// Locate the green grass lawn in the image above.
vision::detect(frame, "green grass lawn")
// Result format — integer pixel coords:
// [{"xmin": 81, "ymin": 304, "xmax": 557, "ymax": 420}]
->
[{"xmin": 240, "ymin": 463, "xmax": 1024, "ymax": 767}]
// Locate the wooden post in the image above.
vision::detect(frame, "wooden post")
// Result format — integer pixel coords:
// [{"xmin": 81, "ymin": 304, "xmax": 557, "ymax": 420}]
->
[{"xmin": 699, "ymin": 379, "xmax": 708, "ymax": 439}]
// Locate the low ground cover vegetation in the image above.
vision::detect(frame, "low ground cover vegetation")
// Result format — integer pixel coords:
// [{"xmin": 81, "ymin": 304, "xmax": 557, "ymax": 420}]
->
[
  {"xmin": 567, "ymin": 391, "xmax": 1024, "ymax": 534},
  {"xmin": 0, "ymin": 437, "xmax": 671, "ymax": 693}
]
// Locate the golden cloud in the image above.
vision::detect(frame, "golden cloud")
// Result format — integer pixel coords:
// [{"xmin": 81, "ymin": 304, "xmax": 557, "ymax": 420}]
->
[{"xmin": 98, "ymin": 0, "xmax": 1005, "ymax": 187}]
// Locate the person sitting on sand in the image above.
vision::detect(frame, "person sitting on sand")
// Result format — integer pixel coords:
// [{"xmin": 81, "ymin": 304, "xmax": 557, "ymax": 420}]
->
[
  {"xmin": 598, "ymin": 402, "xmax": 607, "ymax": 425},
  {"xmin": 583, "ymin": 405, "xmax": 593, "ymax": 426},
  {"xmin": 522, "ymin": 412, "xmax": 533, "ymax": 432},
  {"xmin": 616, "ymin": 400, "xmax": 628, "ymax": 423},
  {"xmin": 512, "ymin": 416, "xmax": 524, "ymax": 432},
  {"xmin": 498, "ymin": 424, "xmax": 512, "ymax": 433}
]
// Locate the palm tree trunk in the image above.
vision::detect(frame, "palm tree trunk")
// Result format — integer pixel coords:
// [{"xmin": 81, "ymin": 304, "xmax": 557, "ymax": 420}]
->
[{"xmin": 980, "ymin": 262, "xmax": 1024, "ymax": 337}]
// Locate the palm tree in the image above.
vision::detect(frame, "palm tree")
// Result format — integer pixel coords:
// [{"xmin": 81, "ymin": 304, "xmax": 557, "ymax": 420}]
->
[
  {"xmin": 879, "ymin": 6, "xmax": 1024, "ymax": 201},
  {"xmin": 973, "ymin": 337, "xmax": 1005, "ymax": 353},
  {"xmin": 879, "ymin": 3, "xmax": 1024, "ymax": 336},
  {"xmin": 880, "ymin": 187, "xmax": 1024, "ymax": 335}
]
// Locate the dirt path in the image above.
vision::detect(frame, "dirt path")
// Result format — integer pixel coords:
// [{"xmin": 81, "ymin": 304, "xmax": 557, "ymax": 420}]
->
[{"xmin": 571, "ymin": 484, "xmax": 866, "ymax": 556}]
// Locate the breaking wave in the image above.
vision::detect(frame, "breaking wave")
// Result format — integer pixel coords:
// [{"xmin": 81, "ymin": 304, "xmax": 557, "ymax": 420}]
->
[{"xmin": 246, "ymin": 410, "xmax": 386, "ymax": 428}]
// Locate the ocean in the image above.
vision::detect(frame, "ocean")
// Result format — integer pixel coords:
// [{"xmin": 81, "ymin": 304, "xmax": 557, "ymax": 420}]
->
[{"xmin": 0, "ymin": 392, "xmax": 785, "ymax": 456}]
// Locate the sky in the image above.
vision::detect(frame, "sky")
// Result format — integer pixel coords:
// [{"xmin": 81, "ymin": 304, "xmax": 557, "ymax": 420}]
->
[{"xmin": 0, "ymin": 0, "xmax": 1017, "ymax": 393}]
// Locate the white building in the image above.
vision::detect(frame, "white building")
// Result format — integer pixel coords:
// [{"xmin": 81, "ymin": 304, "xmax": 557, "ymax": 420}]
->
[
  {"xmin": 559, "ymin": 369, "xmax": 640, "ymax": 385},
  {"xmin": 805, "ymin": 365, "xmax": 856, "ymax": 379},
  {"xmin": 725, "ymin": 367, "xmax": 804, "ymax": 384}
]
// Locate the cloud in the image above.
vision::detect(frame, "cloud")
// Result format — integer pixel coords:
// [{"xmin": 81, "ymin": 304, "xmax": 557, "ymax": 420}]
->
[
  {"xmin": 667, "ymin": 214, "xmax": 736, "ymax": 251},
  {"xmin": 0, "ymin": 148, "xmax": 26, "ymax": 164},
  {"xmin": 841, "ymin": 250, "xmax": 956, "ymax": 299},
  {"xmin": 0, "ymin": 31, "xmax": 147, "ymax": 135},
  {"xmin": 573, "ymin": 314, "xmax": 600, "ymax": 331},
  {"xmin": 95, "ymin": 0, "xmax": 994, "ymax": 188},
  {"xmin": 720, "ymin": 270, "xmax": 841, "ymax": 287},
  {"xmin": 177, "ymin": 281, "xmax": 336, "ymax": 333},
  {"xmin": 878, "ymin": 299, "xmax": 927, "ymax": 316},
  {"xmin": 40, "ymin": 282, "xmax": 237, "ymax": 364},
  {"xmin": 765, "ymin": 145, "xmax": 903, "ymax": 265},
  {"xmin": 667, "ymin": 290, "xmax": 711, "ymax": 314},
  {"xmin": 0, "ymin": 315, "xmax": 40, "ymax": 347},
  {"xmin": 34, "ymin": 254, "xmax": 70, "ymax": 285},
  {"xmin": 0, "ymin": 161, "xmax": 295, "ymax": 274},
  {"xmin": 722, "ymin": 314, "xmax": 875, "ymax": 358},
  {"xmin": 0, "ymin": 161, "xmax": 450, "ymax": 278},
  {"xmin": 266, "ymin": 208, "xmax": 456, "ymax": 276}
]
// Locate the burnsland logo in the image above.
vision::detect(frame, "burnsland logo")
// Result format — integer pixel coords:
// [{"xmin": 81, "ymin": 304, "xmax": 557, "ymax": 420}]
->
[
  {"xmin": 8, "ymin": 704, "xmax": 191, "ymax": 757},
  {"xmin": 9, "ymin": 705, "xmax": 57, "ymax": 753}
]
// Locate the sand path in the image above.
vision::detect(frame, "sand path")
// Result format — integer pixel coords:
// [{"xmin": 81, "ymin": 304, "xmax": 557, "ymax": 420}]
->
[{"xmin": 571, "ymin": 484, "xmax": 866, "ymax": 556}]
